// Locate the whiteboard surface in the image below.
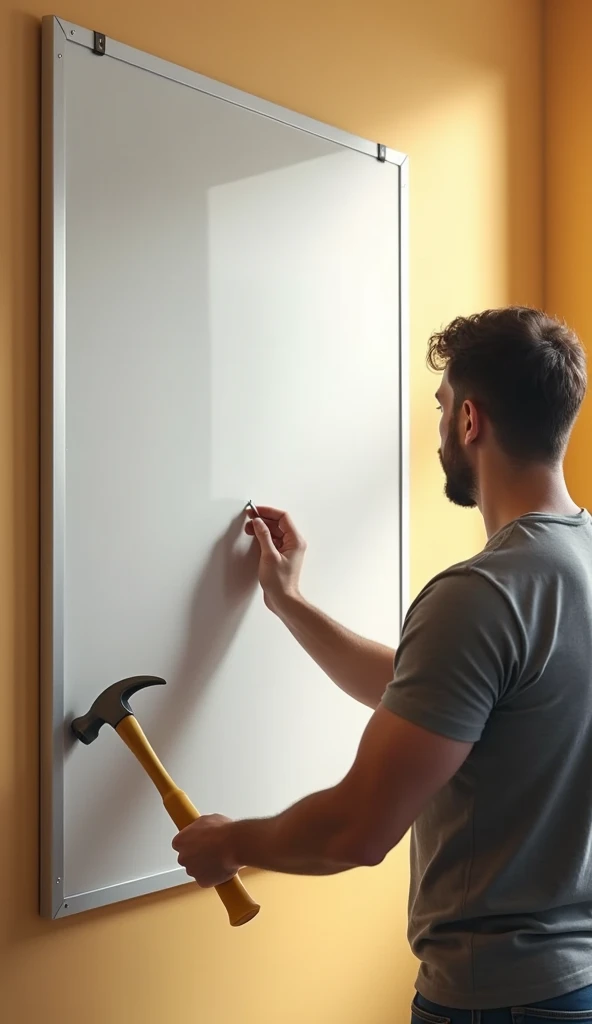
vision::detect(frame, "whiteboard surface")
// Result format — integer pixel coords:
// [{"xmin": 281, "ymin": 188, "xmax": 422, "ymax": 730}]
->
[{"xmin": 41, "ymin": 17, "xmax": 407, "ymax": 916}]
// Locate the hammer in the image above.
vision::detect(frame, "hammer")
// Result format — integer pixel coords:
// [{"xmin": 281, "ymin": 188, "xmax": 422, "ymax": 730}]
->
[{"xmin": 71, "ymin": 676, "xmax": 260, "ymax": 926}]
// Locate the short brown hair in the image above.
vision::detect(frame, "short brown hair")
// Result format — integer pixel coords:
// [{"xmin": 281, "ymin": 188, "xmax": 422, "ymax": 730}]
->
[{"xmin": 427, "ymin": 307, "xmax": 587, "ymax": 462}]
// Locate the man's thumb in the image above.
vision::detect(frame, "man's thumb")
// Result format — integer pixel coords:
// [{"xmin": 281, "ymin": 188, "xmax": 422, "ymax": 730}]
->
[{"xmin": 251, "ymin": 516, "xmax": 276, "ymax": 555}]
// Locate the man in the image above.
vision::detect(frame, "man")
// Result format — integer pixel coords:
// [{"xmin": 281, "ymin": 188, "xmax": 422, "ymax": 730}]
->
[{"xmin": 173, "ymin": 307, "xmax": 592, "ymax": 1021}]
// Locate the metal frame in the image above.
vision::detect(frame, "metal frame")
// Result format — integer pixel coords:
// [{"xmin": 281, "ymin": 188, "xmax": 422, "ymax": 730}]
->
[{"xmin": 40, "ymin": 14, "xmax": 410, "ymax": 919}]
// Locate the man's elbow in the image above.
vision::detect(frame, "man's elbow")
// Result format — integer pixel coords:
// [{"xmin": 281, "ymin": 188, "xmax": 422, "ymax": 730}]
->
[{"xmin": 331, "ymin": 823, "xmax": 402, "ymax": 869}]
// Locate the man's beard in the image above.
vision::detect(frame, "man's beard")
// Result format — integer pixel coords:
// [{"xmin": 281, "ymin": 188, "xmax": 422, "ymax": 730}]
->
[{"xmin": 438, "ymin": 430, "xmax": 477, "ymax": 508}]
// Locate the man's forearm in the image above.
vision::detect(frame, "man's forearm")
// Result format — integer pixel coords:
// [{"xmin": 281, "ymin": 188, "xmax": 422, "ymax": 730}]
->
[
  {"xmin": 275, "ymin": 593, "xmax": 395, "ymax": 709},
  {"xmin": 225, "ymin": 787, "xmax": 371, "ymax": 877}
]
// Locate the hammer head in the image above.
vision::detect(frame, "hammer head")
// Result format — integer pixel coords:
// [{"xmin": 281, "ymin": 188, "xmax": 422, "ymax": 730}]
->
[{"xmin": 71, "ymin": 675, "xmax": 166, "ymax": 745}]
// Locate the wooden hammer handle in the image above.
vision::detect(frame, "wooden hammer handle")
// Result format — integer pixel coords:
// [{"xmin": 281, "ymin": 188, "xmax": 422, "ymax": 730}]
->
[
  {"xmin": 163, "ymin": 788, "xmax": 260, "ymax": 925},
  {"xmin": 116, "ymin": 716, "xmax": 260, "ymax": 926}
]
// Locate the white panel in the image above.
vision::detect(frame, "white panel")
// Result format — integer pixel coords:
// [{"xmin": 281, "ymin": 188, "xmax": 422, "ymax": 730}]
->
[{"xmin": 43, "ymin": 21, "xmax": 404, "ymax": 912}]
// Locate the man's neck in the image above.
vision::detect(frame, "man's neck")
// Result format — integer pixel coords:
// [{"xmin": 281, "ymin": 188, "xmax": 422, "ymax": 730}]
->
[{"xmin": 477, "ymin": 461, "xmax": 580, "ymax": 539}]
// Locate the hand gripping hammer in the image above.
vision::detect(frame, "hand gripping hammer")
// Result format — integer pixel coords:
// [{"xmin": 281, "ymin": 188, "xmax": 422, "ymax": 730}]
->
[{"xmin": 71, "ymin": 675, "xmax": 260, "ymax": 926}]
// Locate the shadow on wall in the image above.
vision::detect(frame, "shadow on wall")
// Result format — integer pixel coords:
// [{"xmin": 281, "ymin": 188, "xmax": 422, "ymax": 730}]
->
[
  {"xmin": 4, "ymin": 9, "xmax": 45, "ymax": 950},
  {"xmin": 65, "ymin": 512, "xmax": 261, "ymax": 884},
  {"xmin": 404, "ymin": 64, "xmax": 542, "ymax": 586},
  {"xmin": 336, "ymin": 3, "xmax": 543, "ymax": 591}
]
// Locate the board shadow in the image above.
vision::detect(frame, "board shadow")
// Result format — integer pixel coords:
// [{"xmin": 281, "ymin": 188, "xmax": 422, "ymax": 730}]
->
[{"xmin": 67, "ymin": 509, "xmax": 261, "ymax": 895}]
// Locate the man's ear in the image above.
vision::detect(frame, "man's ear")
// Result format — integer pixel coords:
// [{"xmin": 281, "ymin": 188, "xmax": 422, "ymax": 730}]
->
[{"xmin": 462, "ymin": 399, "xmax": 481, "ymax": 445}]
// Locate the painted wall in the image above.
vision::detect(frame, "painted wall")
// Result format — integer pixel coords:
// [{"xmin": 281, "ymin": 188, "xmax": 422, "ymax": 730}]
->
[
  {"xmin": 545, "ymin": 0, "xmax": 592, "ymax": 509},
  {"xmin": 0, "ymin": 1, "xmax": 543, "ymax": 1021}
]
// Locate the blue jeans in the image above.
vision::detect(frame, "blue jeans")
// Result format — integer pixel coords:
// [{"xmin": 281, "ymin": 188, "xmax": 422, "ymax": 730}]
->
[{"xmin": 411, "ymin": 984, "xmax": 592, "ymax": 1022}]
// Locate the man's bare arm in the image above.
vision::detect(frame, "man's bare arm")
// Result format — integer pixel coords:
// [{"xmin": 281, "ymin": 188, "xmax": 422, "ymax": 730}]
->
[
  {"xmin": 173, "ymin": 706, "xmax": 472, "ymax": 885},
  {"xmin": 275, "ymin": 593, "xmax": 394, "ymax": 709},
  {"xmin": 246, "ymin": 506, "xmax": 394, "ymax": 709}
]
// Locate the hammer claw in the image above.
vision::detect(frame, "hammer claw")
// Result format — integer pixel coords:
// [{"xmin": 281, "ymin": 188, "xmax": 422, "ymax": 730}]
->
[{"xmin": 70, "ymin": 675, "xmax": 166, "ymax": 743}]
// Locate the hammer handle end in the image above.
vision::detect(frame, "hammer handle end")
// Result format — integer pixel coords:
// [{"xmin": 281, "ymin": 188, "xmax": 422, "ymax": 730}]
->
[
  {"xmin": 164, "ymin": 788, "xmax": 260, "ymax": 926},
  {"xmin": 116, "ymin": 716, "xmax": 260, "ymax": 926}
]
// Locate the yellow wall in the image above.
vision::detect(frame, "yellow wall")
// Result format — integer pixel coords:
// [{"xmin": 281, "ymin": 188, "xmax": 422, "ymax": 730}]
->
[
  {"xmin": 545, "ymin": 0, "xmax": 592, "ymax": 509},
  {"xmin": 0, "ymin": 1, "xmax": 543, "ymax": 1021}
]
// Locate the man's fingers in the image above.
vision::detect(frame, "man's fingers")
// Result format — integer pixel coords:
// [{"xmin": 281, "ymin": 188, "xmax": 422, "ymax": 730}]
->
[
  {"xmin": 251, "ymin": 516, "xmax": 279, "ymax": 557},
  {"xmin": 246, "ymin": 506, "xmax": 301, "ymax": 540},
  {"xmin": 255, "ymin": 507, "xmax": 299, "ymax": 537},
  {"xmin": 245, "ymin": 516, "xmax": 284, "ymax": 540}
]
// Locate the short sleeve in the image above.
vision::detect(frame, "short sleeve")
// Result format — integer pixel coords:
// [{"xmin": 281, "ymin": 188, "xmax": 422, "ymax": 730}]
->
[{"xmin": 382, "ymin": 569, "xmax": 521, "ymax": 743}]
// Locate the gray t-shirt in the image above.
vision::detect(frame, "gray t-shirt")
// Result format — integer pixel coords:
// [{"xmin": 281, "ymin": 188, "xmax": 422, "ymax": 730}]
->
[{"xmin": 382, "ymin": 510, "xmax": 592, "ymax": 1010}]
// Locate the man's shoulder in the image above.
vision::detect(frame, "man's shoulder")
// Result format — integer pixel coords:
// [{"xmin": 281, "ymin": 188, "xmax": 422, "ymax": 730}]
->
[
  {"xmin": 410, "ymin": 512, "xmax": 592, "ymax": 627},
  {"xmin": 407, "ymin": 554, "xmax": 512, "ymax": 627},
  {"xmin": 415, "ymin": 532, "xmax": 513, "ymax": 597}
]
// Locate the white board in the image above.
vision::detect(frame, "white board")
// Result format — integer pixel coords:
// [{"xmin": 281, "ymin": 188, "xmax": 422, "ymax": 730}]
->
[{"xmin": 40, "ymin": 15, "xmax": 409, "ymax": 917}]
